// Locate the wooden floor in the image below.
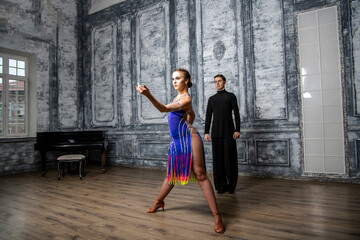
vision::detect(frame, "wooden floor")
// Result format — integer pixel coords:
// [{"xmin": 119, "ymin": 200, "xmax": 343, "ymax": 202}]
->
[{"xmin": 0, "ymin": 165, "xmax": 360, "ymax": 240}]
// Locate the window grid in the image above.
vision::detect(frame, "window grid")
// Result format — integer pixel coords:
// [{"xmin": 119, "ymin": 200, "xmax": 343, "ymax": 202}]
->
[
  {"xmin": 9, "ymin": 59, "xmax": 26, "ymax": 77},
  {"xmin": 8, "ymin": 79, "xmax": 26, "ymax": 134},
  {"xmin": 0, "ymin": 53, "xmax": 28, "ymax": 137}
]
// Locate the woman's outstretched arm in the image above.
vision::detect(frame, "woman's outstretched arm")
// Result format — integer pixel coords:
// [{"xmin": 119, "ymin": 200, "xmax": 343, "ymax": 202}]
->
[{"xmin": 136, "ymin": 83, "xmax": 192, "ymax": 113}]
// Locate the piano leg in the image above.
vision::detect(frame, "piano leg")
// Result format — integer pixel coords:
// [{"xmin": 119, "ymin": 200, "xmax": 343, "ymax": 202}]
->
[
  {"xmin": 79, "ymin": 160, "xmax": 83, "ymax": 180},
  {"xmin": 101, "ymin": 151, "xmax": 106, "ymax": 173},
  {"xmin": 41, "ymin": 151, "xmax": 47, "ymax": 176}
]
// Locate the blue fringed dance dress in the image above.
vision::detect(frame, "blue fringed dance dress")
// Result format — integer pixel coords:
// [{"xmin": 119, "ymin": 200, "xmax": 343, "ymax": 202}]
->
[{"xmin": 167, "ymin": 98, "xmax": 205, "ymax": 185}]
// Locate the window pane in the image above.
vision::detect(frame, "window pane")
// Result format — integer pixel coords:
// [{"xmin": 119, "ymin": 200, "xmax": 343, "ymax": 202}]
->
[
  {"xmin": 0, "ymin": 77, "xmax": 2, "ymax": 135},
  {"xmin": 18, "ymin": 61, "xmax": 25, "ymax": 69},
  {"xmin": 0, "ymin": 57, "xmax": 3, "ymax": 65},
  {"xmin": 18, "ymin": 69, "xmax": 25, "ymax": 77},
  {"xmin": 8, "ymin": 59, "xmax": 26, "ymax": 77},
  {"xmin": 9, "ymin": 67, "xmax": 16, "ymax": 75},
  {"xmin": 9, "ymin": 59, "xmax": 17, "ymax": 67},
  {"xmin": 0, "ymin": 57, "xmax": 2, "ymax": 74},
  {"xmin": 8, "ymin": 80, "xmax": 25, "ymax": 134}
]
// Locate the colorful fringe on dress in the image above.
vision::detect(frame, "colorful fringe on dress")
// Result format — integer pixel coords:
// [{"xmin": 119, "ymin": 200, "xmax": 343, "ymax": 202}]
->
[{"xmin": 167, "ymin": 109, "xmax": 205, "ymax": 185}]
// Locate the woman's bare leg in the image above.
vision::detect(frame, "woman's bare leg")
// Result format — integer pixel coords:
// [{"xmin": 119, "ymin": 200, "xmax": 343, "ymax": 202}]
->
[
  {"xmin": 156, "ymin": 178, "xmax": 174, "ymax": 201},
  {"xmin": 148, "ymin": 178, "xmax": 174, "ymax": 211},
  {"xmin": 191, "ymin": 132, "xmax": 224, "ymax": 232}
]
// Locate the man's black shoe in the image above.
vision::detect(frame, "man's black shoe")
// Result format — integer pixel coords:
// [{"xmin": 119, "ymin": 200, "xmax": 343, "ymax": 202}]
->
[
  {"xmin": 228, "ymin": 189, "xmax": 235, "ymax": 194},
  {"xmin": 217, "ymin": 189, "xmax": 227, "ymax": 194}
]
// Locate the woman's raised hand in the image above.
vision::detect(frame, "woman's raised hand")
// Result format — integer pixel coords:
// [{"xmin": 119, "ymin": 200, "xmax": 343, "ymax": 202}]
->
[
  {"xmin": 135, "ymin": 82, "xmax": 166, "ymax": 112},
  {"xmin": 135, "ymin": 82, "xmax": 150, "ymax": 96}
]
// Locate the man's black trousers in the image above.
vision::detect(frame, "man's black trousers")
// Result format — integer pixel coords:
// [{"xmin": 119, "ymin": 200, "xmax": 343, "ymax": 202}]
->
[{"xmin": 212, "ymin": 138, "xmax": 238, "ymax": 192}]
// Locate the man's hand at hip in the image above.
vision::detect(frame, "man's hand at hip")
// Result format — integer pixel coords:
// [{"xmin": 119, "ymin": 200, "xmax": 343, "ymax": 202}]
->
[
  {"xmin": 233, "ymin": 131, "xmax": 240, "ymax": 140},
  {"xmin": 204, "ymin": 134, "xmax": 211, "ymax": 142}
]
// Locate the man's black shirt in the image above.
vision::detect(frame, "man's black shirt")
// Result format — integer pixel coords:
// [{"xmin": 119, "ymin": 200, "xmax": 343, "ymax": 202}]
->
[{"xmin": 205, "ymin": 90, "xmax": 240, "ymax": 138}]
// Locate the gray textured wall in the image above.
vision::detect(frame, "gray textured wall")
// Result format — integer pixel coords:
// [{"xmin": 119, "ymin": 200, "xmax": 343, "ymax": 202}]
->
[
  {"xmin": 0, "ymin": 0, "xmax": 79, "ymax": 172},
  {"xmin": 82, "ymin": 0, "xmax": 305, "ymax": 177},
  {"xmin": 82, "ymin": 0, "xmax": 358, "ymax": 179},
  {"xmin": 1, "ymin": 0, "xmax": 360, "ymax": 181},
  {"xmin": 0, "ymin": 0, "xmax": 80, "ymax": 130}
]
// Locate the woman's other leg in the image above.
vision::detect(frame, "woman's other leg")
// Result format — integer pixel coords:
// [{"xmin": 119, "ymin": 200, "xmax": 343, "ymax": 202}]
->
[{"xmin": 191, "ymin": 133, "xmax": 224, "ymax": 232}]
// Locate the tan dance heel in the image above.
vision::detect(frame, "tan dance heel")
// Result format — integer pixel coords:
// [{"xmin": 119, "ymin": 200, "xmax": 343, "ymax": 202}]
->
[
  {"xmin": 147, "ymin": 200, "xmax": 165, "ymax": 213},
  {"xmin": 213, "ymin": 212, "xmax": 225, "ymax": 234}
]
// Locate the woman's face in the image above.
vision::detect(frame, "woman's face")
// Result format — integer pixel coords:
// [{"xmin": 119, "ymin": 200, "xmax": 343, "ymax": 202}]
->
[{"xmin": 172, "ymin": 71, "xmax": 188, "ymax": 91}]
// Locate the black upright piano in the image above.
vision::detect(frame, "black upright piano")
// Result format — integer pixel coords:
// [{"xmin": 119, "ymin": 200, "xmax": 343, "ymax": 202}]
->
[{"xmin": 34, "ymin": 130, "xmax": 107, "ymax": 175}]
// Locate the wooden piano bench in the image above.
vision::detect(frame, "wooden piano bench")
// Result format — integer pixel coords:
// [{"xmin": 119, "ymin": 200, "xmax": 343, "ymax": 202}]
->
[{"xmin": 57, "ymin": 154, "xmax": 86, "ymax": 180}]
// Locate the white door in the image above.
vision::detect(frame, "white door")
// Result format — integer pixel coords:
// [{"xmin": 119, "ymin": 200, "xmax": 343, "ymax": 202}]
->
[{"xmin": 297, "ymin": 6, "xmax": 345, "ymax": 174}]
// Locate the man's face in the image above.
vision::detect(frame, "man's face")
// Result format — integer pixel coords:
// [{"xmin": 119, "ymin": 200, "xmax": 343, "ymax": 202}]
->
[{"xmin": 214, "ymin": 77, "xmax": 226, "ymax": 91}]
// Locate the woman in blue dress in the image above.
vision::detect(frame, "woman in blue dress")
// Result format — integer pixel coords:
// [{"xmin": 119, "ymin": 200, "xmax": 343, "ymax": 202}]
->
[{"xmin": 136, "ymin": 68, "xmax": 225, "ymax": 234}]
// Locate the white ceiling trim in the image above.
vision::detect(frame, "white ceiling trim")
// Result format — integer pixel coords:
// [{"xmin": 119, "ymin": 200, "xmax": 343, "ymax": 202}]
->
[{"xmin": 89, "ymin": 0, "xmax": 127, "ymax": 14}]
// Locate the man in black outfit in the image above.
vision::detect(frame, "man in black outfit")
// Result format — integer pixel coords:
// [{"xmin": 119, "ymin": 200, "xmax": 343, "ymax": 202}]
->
[{"xmin": 204, "ymin": 74, "xmax": 240, "ymax": 194}]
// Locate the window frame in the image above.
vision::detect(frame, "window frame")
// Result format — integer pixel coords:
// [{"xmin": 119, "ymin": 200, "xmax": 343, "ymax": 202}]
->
[{"xmin": 0, "ymin": 52, "xmax": 29, "ymax": 138}]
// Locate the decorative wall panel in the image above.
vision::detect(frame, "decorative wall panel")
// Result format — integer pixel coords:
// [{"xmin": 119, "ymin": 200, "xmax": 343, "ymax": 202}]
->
[
  {"xmin": 91, "ymin": 22, "xmax": 118, "ymax": 127},
  {"xmin": 122, "ymin": 140, "xmax": 134, "ymax": 159},
  {"xmin": 176, "ymin": 0, "xmax": 191, "ymax": 69},
  {"xmin": 352, "ymin": 1, "xmax": 360, "ymax": 115},
  {"xmin": 139, "ymin": 140, "xmax": 169, "ymax": 160},
  {"xmin": 136, "ymin": 2, "xmax": 171, "ymax": 124},
  {"xmin": 196, "ymin": 0, "xmax": 243, "ymax": 120},
  {"xmin": 252, "ymin": 0, "xmax": 287, "ymax": 120},
  {"xmin": 356, "ymin": 140, "xmax": 360, "ymax": 170},
  {"xmin": 57, "ymin": 10, "xmax": 79, "ymax": 128},
  {"xmin": 238, "ymin": 140, "xmax": 248, "ymax": 164},
  {"xmin": 204, "ymin": 140, "xmax": 248, "ymax": 166},
  {"xmin": 348, "ymin": 133, "xmax": 359, "ymax": 177},
  {"xmin": 119, "ymin": 15, "xmax": 133, "ymax": 126},
  {"xmin": 255, "ymin": 139, "xmax": 290, "ymax": 166}
]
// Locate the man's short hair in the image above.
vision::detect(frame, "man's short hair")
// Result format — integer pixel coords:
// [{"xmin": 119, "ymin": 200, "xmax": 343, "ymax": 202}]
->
[{"xmin": 214, "ymin": 74, "xmax": 226, "ymax": 82}]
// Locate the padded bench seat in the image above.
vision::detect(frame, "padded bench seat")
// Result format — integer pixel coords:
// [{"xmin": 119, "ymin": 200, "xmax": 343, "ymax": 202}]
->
[{"xmin": 57, "ymin": 154, "xmax": 86, "ymax": 180}]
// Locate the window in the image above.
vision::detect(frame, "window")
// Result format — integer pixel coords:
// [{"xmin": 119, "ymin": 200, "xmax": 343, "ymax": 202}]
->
[{"xmin": 0, "ymin": 53, "xmax": 28, "ymax": 137}]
